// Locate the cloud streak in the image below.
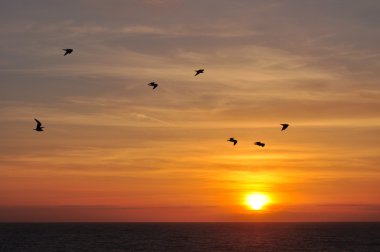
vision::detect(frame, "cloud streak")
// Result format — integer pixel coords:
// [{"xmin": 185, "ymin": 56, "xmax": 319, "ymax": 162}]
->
[{"xmin": 0, "ymin": 0, "xmax": 379, "ymax": 221}]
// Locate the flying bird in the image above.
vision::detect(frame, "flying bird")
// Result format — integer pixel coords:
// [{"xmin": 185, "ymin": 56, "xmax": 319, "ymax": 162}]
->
[
  {"xmin": 280, "ymin": 123, "xmax": 289, "ymax": 131},
  {"xmin": 34, "ymin": 118, "xmax": 44, "ymax": 132},
  {"xmin": 194, "ymin": 69, "xmax": 204, "ymax": 76},
  {"xmin": 227, "ymin": 137, "xmax": 238, "ymax": 146},
  {"xmin": 148, "ymin": 82, "xmax": 158, "ymax": 89},
  {"xmin": 254, "ymin": 142, "xmax": 265, "ymax": 147},
  {"xmin": 63, "ymin": 48, "xmax": 73, "ymax": 56}
]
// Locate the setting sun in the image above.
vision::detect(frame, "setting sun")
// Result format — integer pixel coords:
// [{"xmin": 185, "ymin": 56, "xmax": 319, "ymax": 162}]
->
[{"xmin": 245, "ymin": 193, "xmax": 270, "ymax": 211}]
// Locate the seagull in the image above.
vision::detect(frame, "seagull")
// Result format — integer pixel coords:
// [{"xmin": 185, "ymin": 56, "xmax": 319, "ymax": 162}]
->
[
  {"xmin": 194, "ymin": 69, "xmax": 204, "ymax": 76},
  {"xmin": 227, "ymin": 137, "xmax": 238, "ymax": 146},
  {"xmin": 34, "ymin": 118, "xmax": 44, "ymax": 132},
  {"xmin": 63, "ymin": 48, "xmax": 73, "ymax": 56},
  {"xmin": 148, "ymin": 82, "xmax": 158, "ymax": 89},
  {"xmin": 254, "ymin": 142, "xmax": 265, "ymax": 147},
  {"xmin": 280, "ymin": 123, "xmax": 289, "ymax": 131}
]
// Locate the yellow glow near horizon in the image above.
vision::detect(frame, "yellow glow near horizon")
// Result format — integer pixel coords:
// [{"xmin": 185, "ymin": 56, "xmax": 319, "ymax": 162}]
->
[{"xmin": 245, "ymin": 193, "xmax": 270, "ymax": 211}]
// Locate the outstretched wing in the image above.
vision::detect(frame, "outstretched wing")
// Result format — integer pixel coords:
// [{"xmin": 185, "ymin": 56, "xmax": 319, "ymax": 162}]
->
[{"xmin": 34, "ymin": 118, "xmax": 42, "ymax": 127}]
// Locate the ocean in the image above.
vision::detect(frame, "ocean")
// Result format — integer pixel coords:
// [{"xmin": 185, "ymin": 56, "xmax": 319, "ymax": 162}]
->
[{"xmin": 0, "ymin": 223, "xmax": 379, "ymax": 251}]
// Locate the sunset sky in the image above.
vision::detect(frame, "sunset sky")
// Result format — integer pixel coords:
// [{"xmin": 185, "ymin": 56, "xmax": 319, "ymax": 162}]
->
[{"xmin": 1, "ymin": 0, "xmax": 379, "ymax": 222}]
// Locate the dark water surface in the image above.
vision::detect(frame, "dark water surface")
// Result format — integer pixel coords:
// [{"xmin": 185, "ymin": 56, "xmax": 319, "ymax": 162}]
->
[{"xmin": 0, "ymin": 222, "xmax": 379, "ymax": 251}]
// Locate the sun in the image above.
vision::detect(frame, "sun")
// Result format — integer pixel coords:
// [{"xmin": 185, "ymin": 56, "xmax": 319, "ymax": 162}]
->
[{"xmin": 245, "ymin": 193, "xmax": 270, "ymax": 211}]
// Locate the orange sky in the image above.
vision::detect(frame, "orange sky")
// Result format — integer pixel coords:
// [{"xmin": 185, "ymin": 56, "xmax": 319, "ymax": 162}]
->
[{"xmin": 0, "ymin": 0, "xmax": 379, "ymax": 222}]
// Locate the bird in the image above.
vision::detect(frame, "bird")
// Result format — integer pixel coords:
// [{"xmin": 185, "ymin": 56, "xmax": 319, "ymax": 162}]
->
[
  {"xmin": 63, "ymin": 48, "xmax": 73, "ymax": 56},
  {"xmin": 254, "ymin": 142, "xmax": 265, "ymax": 147},
  {"xmin": 148, "ymin": 82, "xmax": 158, "ymax": 89},
  {"xmin": 280, "ymin": 123, "xmax": 289, "ymax": 131},
  {"xmin": 34, "ymin": 118, "xmax": 44, "ymax": 132},
  {"xmin": 227, "ymin": 137, "xmax": 238, "ymax": 146},
  {"xmin": 194, "ymin": 69, "xmax": 204, "ymax": 76}
]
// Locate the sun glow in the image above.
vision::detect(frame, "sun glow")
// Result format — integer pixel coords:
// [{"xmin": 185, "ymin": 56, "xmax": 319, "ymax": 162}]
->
[{"xmin": 245, "ymin": 193, "xmax": 270, "ymax": 211}]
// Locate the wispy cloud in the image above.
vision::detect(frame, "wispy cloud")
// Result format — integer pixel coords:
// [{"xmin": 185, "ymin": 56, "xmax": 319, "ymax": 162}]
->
[{"xmin": 1, "ymin": 0, "xmax": 379, "ymax": 221}]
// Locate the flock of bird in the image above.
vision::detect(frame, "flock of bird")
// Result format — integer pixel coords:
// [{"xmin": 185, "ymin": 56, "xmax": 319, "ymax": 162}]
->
[
  {"xmin": 227, "ymin": 123, "xmax": 289, "ymax": 148},
  {"xmin": 33, "ymin": 48, "xmax": 290, "ymax": 148}
]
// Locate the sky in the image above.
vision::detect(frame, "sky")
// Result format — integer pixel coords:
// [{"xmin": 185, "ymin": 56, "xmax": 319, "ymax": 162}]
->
[{"xmin": 0, "ymin": 0, "xmax": 379, "ymax": 222}]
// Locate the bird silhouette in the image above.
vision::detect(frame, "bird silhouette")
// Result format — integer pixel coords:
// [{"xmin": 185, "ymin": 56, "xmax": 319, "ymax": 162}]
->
[
  {"xmin": 280, "ymin": 123, "xmax": 289, "ymax": 131},
  {"xmin": 227, "ymin": 137, "xmax": 238, "ymax": 146},
  {"xmin": 34, "ymin": 118, "xmax": 44, "ymax": 132},
  {"xmin": 148, "ymin": 82, "xmax": 158, "ymax": 89},
  {"xmin": 63, "ymin": 48, "xmax": 73, "ymax": 56},
  {"xmin": 254, "ymin": 142, "xmax": 265, "ymax": 147},
  {"xmin": 194, "ymin": 69, "xmax": 204, "ymax": 76}
]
